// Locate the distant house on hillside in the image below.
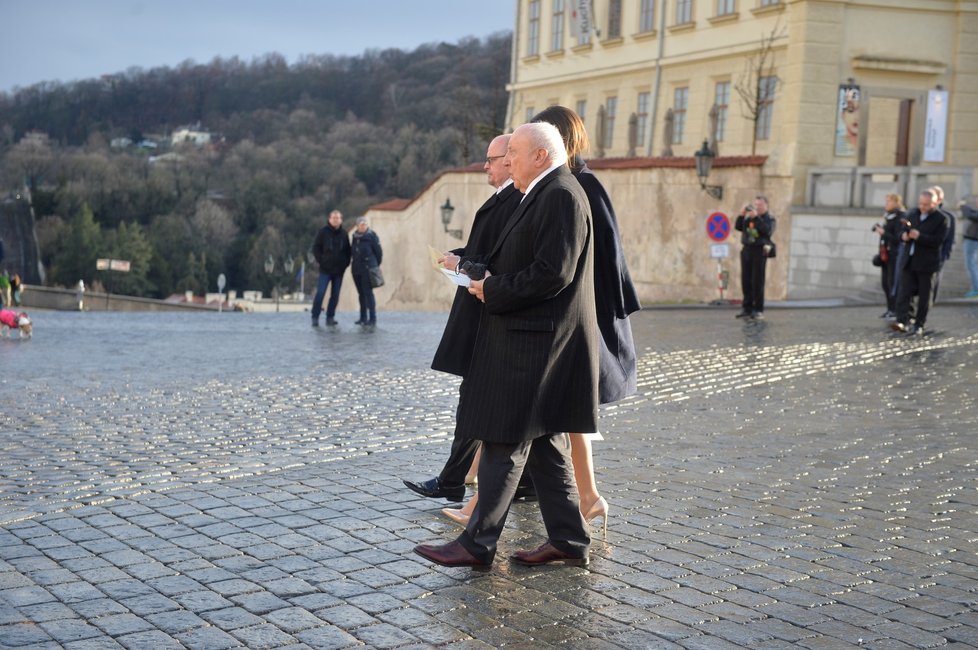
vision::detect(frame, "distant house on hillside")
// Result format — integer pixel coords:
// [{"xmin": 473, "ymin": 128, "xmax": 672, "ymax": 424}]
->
[{"xmin": 171, "ymin": 125, "xmax": 212, "ymax": 146}]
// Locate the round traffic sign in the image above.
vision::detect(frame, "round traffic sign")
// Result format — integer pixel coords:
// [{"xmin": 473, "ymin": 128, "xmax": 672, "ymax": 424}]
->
[{"xmin": 706, "ymin": 212, "xmax": 731, "ymax": 242}]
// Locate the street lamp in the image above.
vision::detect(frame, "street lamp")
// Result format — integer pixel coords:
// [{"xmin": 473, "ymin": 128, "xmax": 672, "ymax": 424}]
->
[
  {"xmin": 694, "ymin": 139, "xmax": 723, "ymax": 200},
  {"xmin": 440, "ymin": 199, "xmax": 463, "ymax": 239}
]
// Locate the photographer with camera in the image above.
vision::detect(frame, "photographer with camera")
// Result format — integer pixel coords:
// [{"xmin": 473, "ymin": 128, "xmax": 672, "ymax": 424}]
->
[
  {"xmin": 872, "ymin": 193, "xmax": 905, "ymax": 319},
  {"xmin": 734, "ymin": 195, "xmax": 777, "ymax": 320},
  {"xmin": 892, "ymin": 189, "xmax": 949, "ymax": 335}
]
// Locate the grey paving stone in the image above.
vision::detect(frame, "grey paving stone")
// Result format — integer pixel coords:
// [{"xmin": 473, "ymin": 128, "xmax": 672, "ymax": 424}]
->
[
  {"xmin": 145, "ymin": 609, "xmax": 208, "ymax": 634},
  {"xmin": 230, "ymin": 591, "xmax": 292, "ymax": 615},
  {"xmin": 37, "ymin": 618, "xmax": 103, "ymax": 643},
  {"xmin": 293, "ymin": 624, "xmax": 361, "ymax": 649},
  {"xmin": 91, "ymin": 612, "xmax": 155, "ymax": 636},
  {"xmin": 175, "ymin": 625, "xmax": 242, "ymax": 650},
  {"xmin": 200, "ymin": 605, "xmax": 264, "ymax": 630},
  {"xmin": 230, "ymin": 623, "xmax": 299, "ymax": 649},
  {"xmin": 0, "ymin": 622, "xmax": 54, "ymax": 647}
]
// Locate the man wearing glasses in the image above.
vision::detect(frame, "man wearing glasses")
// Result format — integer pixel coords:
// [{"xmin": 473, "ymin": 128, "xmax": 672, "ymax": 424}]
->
[{"xmin": 403, "ymin": 134, "xmax": 533, "ymax": 503}]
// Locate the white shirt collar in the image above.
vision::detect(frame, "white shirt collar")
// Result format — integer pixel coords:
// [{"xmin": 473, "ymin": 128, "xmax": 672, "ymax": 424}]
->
[
  {"xmin": 520, "ymin": 161, "xmax": 564, "ymax": 201},
  {"xmin": 495, "ymin": 178, "xmax": 514, "ymax": 195}
]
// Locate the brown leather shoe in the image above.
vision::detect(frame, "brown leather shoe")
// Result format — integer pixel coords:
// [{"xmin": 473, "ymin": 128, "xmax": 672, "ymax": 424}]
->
[
  {"xmin": 510, "ymin": 542, "xmax": 588, "ymax": 567},
  {"xmin": 414, "ymin": 541, "xmax": 490, "ymax": 569}
]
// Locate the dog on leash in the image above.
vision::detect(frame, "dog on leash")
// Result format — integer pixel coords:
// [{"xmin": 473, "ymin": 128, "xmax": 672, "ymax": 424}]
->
[{"xmin": 0, "ymin": 308, "xmax": 32, "ymax": 338}]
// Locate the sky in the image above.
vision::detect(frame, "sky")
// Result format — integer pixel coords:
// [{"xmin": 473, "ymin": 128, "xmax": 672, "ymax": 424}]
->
[{"xmin": 0, "ymin": 1, "xmax": 515, "ymax": 93}]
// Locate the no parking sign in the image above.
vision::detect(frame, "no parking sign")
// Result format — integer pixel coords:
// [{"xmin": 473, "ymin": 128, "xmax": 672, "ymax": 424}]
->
[{"xmin": 706, "ymin": 211, "xmax": 731, "ymax": 242}]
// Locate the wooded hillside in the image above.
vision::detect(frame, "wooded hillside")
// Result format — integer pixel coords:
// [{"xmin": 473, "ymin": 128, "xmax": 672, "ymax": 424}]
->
[{"xmin": 0, "ymin": 33, "xmax": 511, "ymax": 297}]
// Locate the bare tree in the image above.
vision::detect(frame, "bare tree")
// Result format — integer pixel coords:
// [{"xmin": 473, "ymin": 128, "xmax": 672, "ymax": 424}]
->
[{"xmin": 734, "ymin": 20, "xmax": 786, "ymax": 155}]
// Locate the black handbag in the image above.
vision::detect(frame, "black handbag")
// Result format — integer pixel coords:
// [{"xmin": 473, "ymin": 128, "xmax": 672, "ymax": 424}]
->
[
  {"xmin": 368, "ymin": 266, "xmax": 384, "ymax": 288},
  {"xmin": 763, "ymin": 242, "xmax": 777, "ymax": 259}
]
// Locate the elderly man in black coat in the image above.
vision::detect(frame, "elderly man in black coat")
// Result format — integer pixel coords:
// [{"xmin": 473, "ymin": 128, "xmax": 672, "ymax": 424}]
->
[
  {"xmin": 414, "ymin": 121, "xmax": 599, "ymax": 569},
  {"xmin": 892, "ymin": 189, "xmax": 950, "ymax": 335},
  {"xmin": 402, "ymin": 134, "xmax": 527, "ymax": 502}
]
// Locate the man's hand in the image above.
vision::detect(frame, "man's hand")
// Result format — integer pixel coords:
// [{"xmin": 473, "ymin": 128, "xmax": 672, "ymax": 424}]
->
[
  {"xmin": 467, "ymin": 270, "xmax": 491, "ymax": 302},
  {"xmin": 908, "ymin": 228, "xmax": 920, "ymax": 240},
  {"xmin": 438, "ymin": 253, "xmax": 461, "ymax": 270}
]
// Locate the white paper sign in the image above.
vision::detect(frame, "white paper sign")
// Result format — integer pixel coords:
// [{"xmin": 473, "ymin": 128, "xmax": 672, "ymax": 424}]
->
[
  {"xmin": 710, "ymin": 244, "xmax": 730, "ymax": 259},
  {"xmin": 924, "ymin": 90, "xmax": 948, "ymax": 163}
]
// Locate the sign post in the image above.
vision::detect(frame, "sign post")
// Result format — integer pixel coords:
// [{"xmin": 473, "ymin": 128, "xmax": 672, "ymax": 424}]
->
[
  {"xmin": 96, "ymin": 258, "xmax": 131, "ymax": 310},
  {"xmin": 705, "ymin": 212, "xmax": 731, "ymax": 304}
]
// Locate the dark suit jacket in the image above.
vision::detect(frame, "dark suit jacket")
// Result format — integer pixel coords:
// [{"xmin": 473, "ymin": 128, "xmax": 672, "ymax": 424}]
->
[
  {"xmin": 431, "ymin": 183, "xmax": 522, "ymax": 377},
  {"xmin": 574, "ymin": 164, "xmax": 640, "ymax": 404},
  {"xmin": 455, "ymin": 166, "xmax": 599, "ymax": 444},
  {"xmin": 903, "ymin": 208, "xmax": 949, "ymax": 274}
]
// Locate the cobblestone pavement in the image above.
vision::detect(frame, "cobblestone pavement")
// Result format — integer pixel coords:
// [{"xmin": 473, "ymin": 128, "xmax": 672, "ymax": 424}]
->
[{"xmin": 1, "ymin": 306, "xmax": 976, "ymax": 649}]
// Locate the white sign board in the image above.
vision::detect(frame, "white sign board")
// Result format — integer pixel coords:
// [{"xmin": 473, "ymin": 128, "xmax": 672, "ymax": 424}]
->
[
  {"xmin": 924, "ymin": 90, "xmax": 948, "ymax": 163},
  {"xmin": 710, "ymin": 244, "xmax": 730, "ymax": 259},
  {"xmin": 109, "ymin": 259, "xmax": 131, "ymax": 272}
]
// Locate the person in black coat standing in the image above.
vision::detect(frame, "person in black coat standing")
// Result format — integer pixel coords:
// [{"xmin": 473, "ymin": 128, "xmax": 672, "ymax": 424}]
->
[
  {"xmin": 892, "ymin": 190, "xmax": 949, "ymax": 335},
  {"xmin": 350, "ymin": 217, "xmax": 382, "ymax": 326},
  {"xmin": 873, "ymin": 193, "xmax": 905, "ymax": 319},
  {"xmin": 310, "ymin": 210, "xmax": 351, "ymax": 326},
  {"xmin": 734, "ymin": 196, "xmax": 776, "ymax": 319},
  {"xmin": 402, "ymin": 134, "xmax": 527, "ymax": 503},
  {"xmin": 414, "ymin": 122, "xmax": 598, "ymax": 569}
]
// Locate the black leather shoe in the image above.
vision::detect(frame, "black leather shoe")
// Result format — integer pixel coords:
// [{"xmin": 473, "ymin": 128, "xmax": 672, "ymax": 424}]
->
[
  {"xmin": 513, "ymin": 484, "xmax": 538, "ymax": 502},
  {"xmin": 735, "ymin": 310, "xmax": 751, "ymax": 319},
  {"xmin": 414, "ymin": 541, "xmax": 490, "ymax": 569},
  {"xmin": 326, "ymin": 318, "xmax": 337, "ymax": 326},
  {"xmin": 403, "ymin": 478, "xmax": 465, "ymax": 502},
  {"xmin": 510, "ymin": 542, "xmax": 588, "ymax": 567}
]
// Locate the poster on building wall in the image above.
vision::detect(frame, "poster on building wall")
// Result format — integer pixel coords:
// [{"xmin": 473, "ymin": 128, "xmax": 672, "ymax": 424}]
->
[
  {"xmin": 569, "ymin": 0, "xmax": 592, "ymax": 37},
  {"xmin": 924, "ymin": 89, "xmax": 948, "ymax": 163},
  {"xmin": 834, "ymin": 83, "xmax": 860, "ymax": 157}
]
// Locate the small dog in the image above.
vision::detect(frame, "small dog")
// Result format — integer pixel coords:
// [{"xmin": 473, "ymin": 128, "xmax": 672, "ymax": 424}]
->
[{"xmin": 0, "ymin": 308, "xmax": 32, "ymax": 338}]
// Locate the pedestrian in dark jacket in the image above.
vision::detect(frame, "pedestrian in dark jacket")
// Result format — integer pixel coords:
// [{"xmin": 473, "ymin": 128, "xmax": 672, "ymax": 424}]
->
[
  {"xmin": 310, "ymin": 209, "xmax": 351, "ymax": 326},
  {"xmin": 873, "ymin": 193, "xmax": 905, "ymax": 318},
  {"xmin": 892, "ymin": 189, "xmax": 949, "ymax": 335},
  {"xmin": 734, "ymin": 196, "xmax": 776, "ymax": 319},
  {"xmin": 351, "ymin": 216, "xmax": 382, "ymax": 325}
]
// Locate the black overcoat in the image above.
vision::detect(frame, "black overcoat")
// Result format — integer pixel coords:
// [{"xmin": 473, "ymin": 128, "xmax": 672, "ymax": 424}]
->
[
  {"xmin": 902, "ymin": 208, "xmax": 949, "ymax": 274},
  {"xmin": 574, "ymin": 164, "xmax": 641, "ymax": 404},
  {"xmin": 455, "ymin": 166, "xmax": 600, "ymax": 444},
  {"xmin": 431, "ymin": 183, "xmax": 522, "ymax": 377}
]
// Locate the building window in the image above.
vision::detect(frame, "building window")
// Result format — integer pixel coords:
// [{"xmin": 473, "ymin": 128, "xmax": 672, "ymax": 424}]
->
[
  {"xmin": 551, "ymin": 0, "xmax": 565, "ymax": 50},
  {"xmin": 607, "ymin": 0, "xmax": 622, "ymax": 38},
  {"xmin": 756, "ymin": 75, "xmax": 776, "ymax": 140},
  {"xmin": 636, "ymin": 92, "xmax": 650, "ymax": 147},
  {"xmin": 576, "ymin": 99, "xmax": 587, "ymax": 124},
  {"xmin": 675, "ymin": 0, "xmax": 693, "ymax": 24},
  {"xmin": 714, "ymin": 81, "xmax": 730, "ymax": 142},
  {"xmin": 527, "ymin": 0, "xmax": 541, "ymax": 56},
  {"xmin": 604, "ymin": 96, "xmax": 618, "ymax": 150},
  {"xmin": 525, "ymin": 106, "xmax": 536, "ymax": 123},
  {"xmin": 759, "ymin": 0, "xmax": 780, "ymax": 5},
  {"xmin": 640, "ymin": 0, "xmax": 656, "ymax": 32},
  {"xmin": 716, "ymin": 0, "xmax": 735, "ymax": 15},
  {"xmin": 672, "ymin": 87, "xmax": 688, "ymax": 144}
]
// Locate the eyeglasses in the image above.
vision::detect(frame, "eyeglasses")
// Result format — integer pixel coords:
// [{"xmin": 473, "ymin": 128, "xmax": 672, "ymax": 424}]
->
[{"xmin": 485, "ymin": 155, "xmax": 505, "ymax": 164}]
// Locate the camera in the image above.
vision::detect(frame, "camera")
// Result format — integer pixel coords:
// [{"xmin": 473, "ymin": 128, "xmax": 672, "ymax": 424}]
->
[
  {"xmin": 744, "ymin": 204, "xmax": 754, "ymax": 213},
  {"xmin": 459, "ymin": 260, "xmax": 487, "ymax": 280},
  {"xmin": 871, "ymin": 223, "xmax": 882, "ymax": 232}
]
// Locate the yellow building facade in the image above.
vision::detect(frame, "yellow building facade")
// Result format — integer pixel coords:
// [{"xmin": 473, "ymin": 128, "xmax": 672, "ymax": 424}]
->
[{"xmin": 504, "ymin": 0, "xmax": 977, "ymax": 300}]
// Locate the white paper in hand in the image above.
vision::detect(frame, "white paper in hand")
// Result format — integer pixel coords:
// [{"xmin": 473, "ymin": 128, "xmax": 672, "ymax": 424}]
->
[{"xmin": 440, "ymin": 268, "xmax": 471, "ymax": 287}]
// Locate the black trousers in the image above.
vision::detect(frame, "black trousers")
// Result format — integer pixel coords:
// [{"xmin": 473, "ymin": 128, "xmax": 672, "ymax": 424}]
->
[
  {"xmin": 880, "ymin": 262, "xmax": 896, "ymax": 312},
  {"xmin": 741, "ymin": 246, "xmax": 767, "ymax": 313},
  {"xmin": 438, "ymin": 380, "xmax": 532, "ymax": 491},
  {"xmin": 456, "ymin": 434, "xmax": 590, "ymax": 564},
  {"xmin": 896, "ymin": 267, "xmax": 935, "ymax": 328}
]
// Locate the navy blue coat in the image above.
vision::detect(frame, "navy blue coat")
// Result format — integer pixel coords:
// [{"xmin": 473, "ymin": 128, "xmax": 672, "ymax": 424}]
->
[
  {"xmin": 574, "ymin": 163, "xmax": 641, "ymax": 404},
  {"xmin": 351, "ymin": 230, "xmax": 382, "ymax": 276}
]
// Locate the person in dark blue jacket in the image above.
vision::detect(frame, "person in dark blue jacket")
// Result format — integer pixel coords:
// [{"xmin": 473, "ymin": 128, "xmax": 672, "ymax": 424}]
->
[
  {"xmin": 350, "ymin": 216, "xmax": 382, "ymax": 326},
  {"xmin": 310, "ymin": 209, "xmax": 351, "ymax": 326}
]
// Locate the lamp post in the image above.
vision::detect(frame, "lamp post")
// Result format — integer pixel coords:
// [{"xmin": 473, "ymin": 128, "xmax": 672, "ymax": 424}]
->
[
  {"xmin": 694, "ymin": 139, "xmax": 724, "ymax": 200},
  {"xmin": 440, "ymin": 199, "xmax": 463, "ymax": 239}
]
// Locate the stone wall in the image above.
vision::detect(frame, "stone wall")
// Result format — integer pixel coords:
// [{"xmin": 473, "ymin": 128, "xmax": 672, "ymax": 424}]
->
[{"xmin": 337, "ymin": 158, "xmax": 790, "ymax": 314}]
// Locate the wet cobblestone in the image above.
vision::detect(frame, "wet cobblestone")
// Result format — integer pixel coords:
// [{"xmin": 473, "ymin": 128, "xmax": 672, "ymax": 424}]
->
[{"xmin": 1, "ymin": 306, "xmax": 977, "ymax": 648}]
